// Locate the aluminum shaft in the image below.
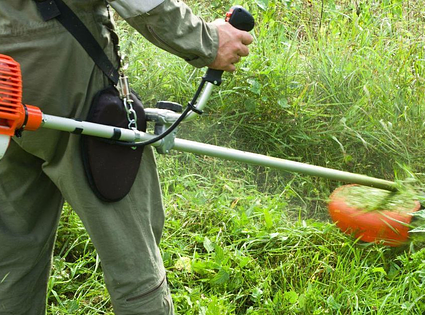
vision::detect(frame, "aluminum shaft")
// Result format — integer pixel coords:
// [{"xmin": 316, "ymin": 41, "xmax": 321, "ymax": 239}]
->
[
  {"xmin": 41, "ymin": 114, "xmax": 397, "ymax": 191},
  {"xmin": 173, "ymin": 139, "xmax": 397, "ymax": 191}
]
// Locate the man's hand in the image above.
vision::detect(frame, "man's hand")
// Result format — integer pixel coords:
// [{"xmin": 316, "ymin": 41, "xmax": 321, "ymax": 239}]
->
[{"xmin": 208, "ymin": 20, "xmax": 254, "ymax": 72}]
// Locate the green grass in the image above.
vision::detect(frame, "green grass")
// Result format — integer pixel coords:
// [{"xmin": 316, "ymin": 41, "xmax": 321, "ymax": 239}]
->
[
  {"xmin": 48, "ymin": 156, "xmax": 425, "ymax": 314},
  {"xmin": 47, "ymin": 0, "xmax": 425, "ymax": 313},
  {"xmin": 158, "ymin": 155, "xmax": 425, "ymax": 314}
]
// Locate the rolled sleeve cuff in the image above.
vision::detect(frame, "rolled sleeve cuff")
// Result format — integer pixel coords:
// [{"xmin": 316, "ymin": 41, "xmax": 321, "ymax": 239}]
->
[{"xmin": 184, "ymin": 22, "xmax": 218, "ymax": 68}]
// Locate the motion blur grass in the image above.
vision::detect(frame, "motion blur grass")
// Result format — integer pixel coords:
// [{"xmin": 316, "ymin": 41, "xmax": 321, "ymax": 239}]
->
[{"xmin": 47, "ymin": 0, "xmax": 425, "ymax": 314}]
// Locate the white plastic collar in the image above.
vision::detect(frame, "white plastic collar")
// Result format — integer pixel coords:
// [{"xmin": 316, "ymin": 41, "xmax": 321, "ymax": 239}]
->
[{"xmin": 0, "ymin": 134, "xmax": 10, "ymax": 160}]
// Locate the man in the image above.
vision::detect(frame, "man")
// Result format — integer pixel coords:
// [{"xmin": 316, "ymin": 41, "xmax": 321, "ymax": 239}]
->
[{"xmin": 0, "ymin": 0, "xmax": 252, "ymax": 314}]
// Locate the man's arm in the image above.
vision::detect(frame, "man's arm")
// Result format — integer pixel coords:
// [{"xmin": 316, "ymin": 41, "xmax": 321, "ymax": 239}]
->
[{"xmin": 107, "ymin": 0, "xmax": 252, "ymax": 71}]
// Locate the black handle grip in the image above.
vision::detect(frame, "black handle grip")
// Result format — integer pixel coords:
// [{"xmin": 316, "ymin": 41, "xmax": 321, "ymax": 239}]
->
[
  {"xmin": 204, "ymin": 6, "xmax": 254, "ymax": 86},
  {"xmin": 226, "ymin": 6, "xmax": 255, "ymax": 32}
]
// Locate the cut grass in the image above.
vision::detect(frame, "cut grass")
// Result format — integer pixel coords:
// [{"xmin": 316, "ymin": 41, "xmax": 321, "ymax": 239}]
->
[
  {"xmin": 158, "ymin": 153, "xmax": 425, "ymax": 314},
  {"xmin": 48, "ymin": 154, "xmax": 425, "ymax": 314}
]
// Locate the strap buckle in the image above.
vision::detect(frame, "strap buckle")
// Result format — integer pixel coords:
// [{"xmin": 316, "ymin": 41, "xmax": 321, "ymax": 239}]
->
[{"xmin": 33, "ymin": 0, "xmax": 61, "ymax": 21}]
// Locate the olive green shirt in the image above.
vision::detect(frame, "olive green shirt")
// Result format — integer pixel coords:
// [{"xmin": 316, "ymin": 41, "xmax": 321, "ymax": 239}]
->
[{"xmin": 0, "ymin": 0, "xmax": 219, "ymax": 68}]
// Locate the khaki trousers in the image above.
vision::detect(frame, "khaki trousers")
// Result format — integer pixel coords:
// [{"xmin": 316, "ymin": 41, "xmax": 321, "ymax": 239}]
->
[{"xmin": 0, "ymin": 4, "xmax": 172, "ymax": 315}]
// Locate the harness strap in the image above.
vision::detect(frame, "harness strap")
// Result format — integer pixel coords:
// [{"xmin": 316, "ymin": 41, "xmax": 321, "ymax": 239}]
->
[{"xmin": 33, "ymin": 0, "xmax": 120, "ymax": 84}]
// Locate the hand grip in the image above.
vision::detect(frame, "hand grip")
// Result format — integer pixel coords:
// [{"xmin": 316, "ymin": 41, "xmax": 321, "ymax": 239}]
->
[
  {"xmin": 204, "ymin": 6, "xmax": 255, "ymax": 85},
  {"xmin": 225, "ymin": 6, "xmax": 255, "ymax": 32}
]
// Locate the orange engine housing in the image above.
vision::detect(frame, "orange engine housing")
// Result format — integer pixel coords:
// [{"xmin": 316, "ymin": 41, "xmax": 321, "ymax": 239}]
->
[{"xmin": 0, "ymin": 54, "xmax": 42, "ymax": 136}]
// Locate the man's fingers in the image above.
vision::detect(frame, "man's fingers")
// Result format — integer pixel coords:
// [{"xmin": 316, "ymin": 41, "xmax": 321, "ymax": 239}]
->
[
  {"xmin": 237, "ymin": 44, "xmax": 249, "ymax": 57},
  {"xmin": 227, "ymin": 64, "xmax": 236, "ymax": 72},
  {"xmin": 241, "ymin": 32, "xmax": 254, "ymax": 45},
  {"xmin": 207, "ymin": 20, "xmax": 253, "ymax": 72},
  {"xmin": 231, "ymin": 55, "xmax": 241, "ymax": 65}
]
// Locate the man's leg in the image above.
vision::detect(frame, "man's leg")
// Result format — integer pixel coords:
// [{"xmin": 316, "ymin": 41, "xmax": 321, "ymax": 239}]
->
[
  {"xmin": 40, "ymin": 133, "xmax": 174, "ymax": 314},
  {"xmin": 1, "ymin": 4, "xmax": 174, "ymax": 312},
  {"xmin": 42, "ymin": 133, "xmax": 174, "ymax": 314},
  {"xmin": 0, "ymin": 141, "xmax": 63, "ymax": 315}
]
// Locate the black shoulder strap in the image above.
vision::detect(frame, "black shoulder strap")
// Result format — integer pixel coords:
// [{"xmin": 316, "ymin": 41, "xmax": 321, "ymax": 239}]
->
[{"xmin": 34, "ymin": 0, "xmax": 120, "ymax": 84}]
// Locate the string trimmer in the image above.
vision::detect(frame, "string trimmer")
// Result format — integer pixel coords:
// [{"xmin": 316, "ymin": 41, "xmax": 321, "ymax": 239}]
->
[{"xmin": 0, "ymin": 7, "xmax": 419, "ymax": 246}]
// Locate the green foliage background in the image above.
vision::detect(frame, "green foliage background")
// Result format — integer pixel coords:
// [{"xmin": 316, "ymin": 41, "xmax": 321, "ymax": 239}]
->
[{"xmin": 48, "ymin": 0, "xmax": 425, "ymax": 314}]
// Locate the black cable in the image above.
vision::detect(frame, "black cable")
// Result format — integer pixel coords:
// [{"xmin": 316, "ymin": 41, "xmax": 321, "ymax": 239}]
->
[
  {"xmin": 106, "ymin": 104, "xmax": 193, "ymax": 147},
  {"xmin": 108, "ymin": 79, "xmax": 207, "ymax": 147}
]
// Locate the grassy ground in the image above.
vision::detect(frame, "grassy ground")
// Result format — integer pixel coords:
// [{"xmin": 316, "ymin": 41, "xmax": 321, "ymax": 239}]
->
[{"xmin": 47, "ymin": 0, "xmax": 425, "ymax": 314}]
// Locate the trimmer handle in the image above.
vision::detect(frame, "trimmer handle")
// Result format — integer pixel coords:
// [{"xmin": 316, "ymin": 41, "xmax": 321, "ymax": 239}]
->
[
  {"xmin": 225, "ymin": 6, "xmax": 255, "ymax": 32},
  {"xmin": 204, "ymin": 6, "xmax": 255, "ymax": 85}
]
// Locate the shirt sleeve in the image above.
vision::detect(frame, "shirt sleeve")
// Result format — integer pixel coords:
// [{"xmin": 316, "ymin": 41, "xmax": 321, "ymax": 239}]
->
[{"xmin": 106, "ymin": 0, "xmax": 219, "ymax": 68}]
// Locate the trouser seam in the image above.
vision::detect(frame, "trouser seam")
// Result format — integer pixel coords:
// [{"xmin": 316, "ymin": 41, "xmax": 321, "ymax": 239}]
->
[{"xmin": 125, "ymin": 275, "xmax": 166, "ymax": 302}]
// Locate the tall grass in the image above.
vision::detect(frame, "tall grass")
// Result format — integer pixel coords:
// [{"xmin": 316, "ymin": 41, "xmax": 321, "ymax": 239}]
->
[{"xmin": 47, "ymin": 0, "xmax": 425, "ymax": 314}]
